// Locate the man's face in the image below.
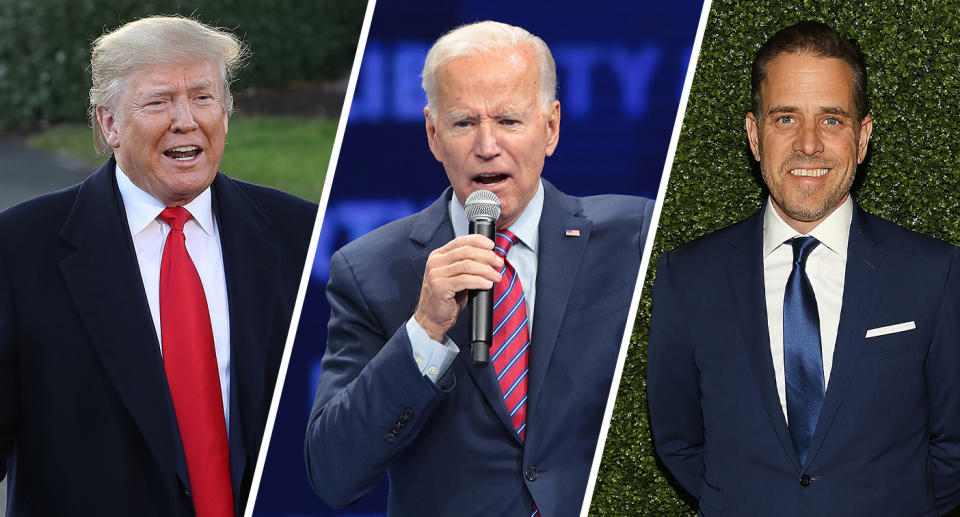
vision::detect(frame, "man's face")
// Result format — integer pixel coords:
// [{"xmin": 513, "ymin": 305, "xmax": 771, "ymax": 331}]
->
[
  {"xmin": 746, "ymin": 52, "xmax": 872, "ymax": 233},
  {"xmin": 97, "ymin": 60, "xmax": 229, "ymax": 207},
  {"xmin": 425, "ymin": 47, "xmax": 560, "ymax": 229}
]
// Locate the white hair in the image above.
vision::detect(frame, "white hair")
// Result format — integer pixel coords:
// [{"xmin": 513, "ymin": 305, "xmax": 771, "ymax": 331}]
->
[
  {"xmin": 88, "ymin": 15, "xmax": 249, "ymax": 154},
  {"xmin": 421, "ymin": 20, "xmax": 557, "ymax": 120}
]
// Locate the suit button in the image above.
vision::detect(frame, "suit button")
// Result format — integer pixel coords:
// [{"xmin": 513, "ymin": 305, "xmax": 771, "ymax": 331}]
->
[
  {"xmin": 800, "ymin": 474, "xmax": 812, "ymax": 487},
  {"xmin": 525, "ymin": 467, "xmax": 539, "ymax": 481},
  {"xmin": 385, "ymin": 431, "xmax": 397, "ymax": 443},
  {"xmin": 400, "ymin": 408, "xmax": 414, "ymax": 423}
]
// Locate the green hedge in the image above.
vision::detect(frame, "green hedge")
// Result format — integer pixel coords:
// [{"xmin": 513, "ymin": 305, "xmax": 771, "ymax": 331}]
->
[
  {"xmin": 0, "ymin": 0, "xmax": 365, "ymax": 129},
  {"xmin": 590, "ymin": 0, "xmax": 960, "ymax": 514}
]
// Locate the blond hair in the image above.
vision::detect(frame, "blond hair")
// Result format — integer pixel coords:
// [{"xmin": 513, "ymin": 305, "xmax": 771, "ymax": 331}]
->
[{"xmin": 88, "ymin": 15, "xmax": 249, "ymax": 154}]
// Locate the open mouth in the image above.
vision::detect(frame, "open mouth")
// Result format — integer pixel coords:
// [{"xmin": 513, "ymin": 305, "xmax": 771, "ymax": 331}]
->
[
  {"xmin": 788, "ymin": 168, "xmax": 829, "ymax": 178},
  {"xmin": 164, "ymin": 146, "xmax": 202, "ymax": 161},
  {"xmin": 473, "ymin": 173, "xmax": 509, "ymax": 185}
]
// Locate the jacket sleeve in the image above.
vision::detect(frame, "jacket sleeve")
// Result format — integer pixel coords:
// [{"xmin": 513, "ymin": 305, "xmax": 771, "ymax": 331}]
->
[
  {"xmin": 646, "ymin": 251, "xmax": 705, "ymax": 498},
  {"xmin": 0, "ymin": 245, "xmax": 17, "ymax": 481},
  {"xmin": 304, "ymin": 249, "xmax": 453, "ymax": 508},
  {"xmin": 927, "ymin": 247, "xmax": 960, "ymax": 514}
]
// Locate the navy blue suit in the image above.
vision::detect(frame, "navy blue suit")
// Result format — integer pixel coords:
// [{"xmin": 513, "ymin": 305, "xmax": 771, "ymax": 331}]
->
[
  {"xmin": 0, "ymin": 159, "xmax": 316, "ymax": 516},
  {"xmin": 305, "ymin": 181, "xmax": 653, "ymax": 517},
  {"xmin": 648, "ymin": 203, "xmax": 960, "ymax": 516}
]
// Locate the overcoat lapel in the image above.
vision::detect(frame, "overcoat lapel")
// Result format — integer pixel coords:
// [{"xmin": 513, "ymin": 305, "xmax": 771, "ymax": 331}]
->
[
  {"xmin": 724, "ymin": 209, "xmax": 802, "ymax": 471},
  {"xmin": 57, "ymin": 160, "xmax": 181, "ymax": 498},
  {"xmin": 211, "ymin": 173, "xmax": 282, "ymax": 505}
]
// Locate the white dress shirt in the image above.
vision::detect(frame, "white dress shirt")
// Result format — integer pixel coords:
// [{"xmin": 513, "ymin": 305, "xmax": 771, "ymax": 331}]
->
[
  {"xmin": 407, "ymin": 181, "xmax": 544, "ymax": 384},
  {"xmin": 115, "ymin": 166, "xmax": 232, "ymax": 426},
  {"xmin": 763, "ymin": 195, "xmax": 852, "ymax": 423}
]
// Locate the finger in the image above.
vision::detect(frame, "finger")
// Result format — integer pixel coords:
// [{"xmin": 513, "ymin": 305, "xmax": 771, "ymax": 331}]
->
[
  {"xmin": 436, "ymin": 273, "xmax": 497, "ymax": 293},
  {"xmin": 438, "ymin": 233, "xmax": 496, "ymax": 251},
  {"xmin": 430, "ymin": 242, "xmax": 503, "ymax": 270},
  {"xmin": 425, "ymin": 259, "xmax": 502, "ymax": 291}
]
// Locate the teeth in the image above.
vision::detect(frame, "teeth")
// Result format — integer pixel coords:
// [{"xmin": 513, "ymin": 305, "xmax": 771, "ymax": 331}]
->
[
  {"xmin": 789, "ymin": 168, "xmax": 828, "ymax": 177},
  {"xmin": 170, "ymin": 146, "xmax": 199, "ymax": 152}
]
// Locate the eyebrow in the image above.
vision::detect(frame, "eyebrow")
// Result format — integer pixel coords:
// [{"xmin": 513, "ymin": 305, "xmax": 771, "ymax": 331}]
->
[
  {"xmin": 187, "ymin": 79, "xmax": 216, "ymax": 91},
  {"xmin": 497, "ymin": 110, "xmax": 527, "ymax": 120},
  {"xmin": 765, "ymin": 105, "xmax": 851, "ymax": 118},
  {"xmin": 446, "ymin": 112, "xmax": 476, "ymax": 124},
  {"xmin": 143, "ymin": 80, "xmax": 217, "ymax": 98},
  {"xmin": 820, "ymin": 106, "xmax": 851, "ymax": 117}
]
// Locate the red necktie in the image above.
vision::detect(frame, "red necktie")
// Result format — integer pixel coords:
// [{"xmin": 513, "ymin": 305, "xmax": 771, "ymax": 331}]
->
[
  {"xmin": 490, "ymin": 230, "xmax": 530, "ymax": 441},
  {"xmin": 158, "ymin": 207, "xmax": 235, "ymax": 517}
]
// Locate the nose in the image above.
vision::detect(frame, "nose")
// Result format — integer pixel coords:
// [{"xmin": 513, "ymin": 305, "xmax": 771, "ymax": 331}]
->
[
  {"xmin": 793, "ymin": 118, "xmax": 823, "ymax": 156},
  {"xmin": 473, "ymin": 120, "xmax": 500, "ymax": 159},
  {"xmin": 170, "ymin": 97, "xmax": 199, "ymax": 133}
]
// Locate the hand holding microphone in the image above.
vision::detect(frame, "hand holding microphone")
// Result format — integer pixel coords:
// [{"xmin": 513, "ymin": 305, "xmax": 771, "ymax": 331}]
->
[{"xmin": 412, "ymin": 190, "xmax": 502, "ymax": 366}]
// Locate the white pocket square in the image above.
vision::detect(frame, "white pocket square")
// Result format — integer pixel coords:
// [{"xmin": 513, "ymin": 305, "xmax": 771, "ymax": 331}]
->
[{"xmin": 865, "ymin": 321, "xmax": 916, "ymax": 338}]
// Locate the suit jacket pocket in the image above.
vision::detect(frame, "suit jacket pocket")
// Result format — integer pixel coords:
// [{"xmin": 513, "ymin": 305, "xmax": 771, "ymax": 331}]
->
[
  {"xmin": 559, "ymin": 283, "xmax": 633, "ymax": 331},
  {"xmin": 858, "ymin": 325, "xmax": 921, "ymax": 356},
  {"xmin": 698, "ymin": 479, "xmax": 725, "ymax": 512}
]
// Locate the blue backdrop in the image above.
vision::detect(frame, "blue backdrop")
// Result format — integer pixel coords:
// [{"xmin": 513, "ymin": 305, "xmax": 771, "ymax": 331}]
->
[{"xmin": 253, "ymin": 0, "xmax": 703, "ymax": 515}]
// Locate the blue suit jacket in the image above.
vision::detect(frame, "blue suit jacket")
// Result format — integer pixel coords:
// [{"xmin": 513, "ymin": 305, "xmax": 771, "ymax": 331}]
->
[
  {"xmin": 648, "ymin": 203, "xmax": 960, "ymax": 516},
  {"xmin": 0, "ymin": 159, "xmax": 316, "ymax": 516},
  {"xmin": 305, "ymin": 180, "xmax": 653, "ymax": 517}
]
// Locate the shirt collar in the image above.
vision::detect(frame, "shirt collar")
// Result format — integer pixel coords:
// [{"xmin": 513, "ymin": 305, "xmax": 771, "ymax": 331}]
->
[
  {"xmin": 762, "ymin": 194, "xmax": 852, "ymax": 259},
  {"xmin": 449, "ymin": 179, "xmax": 544, "ymax": 253},
  {"xmin": 115, "ymin": 163, "xmax": 215, "ymax": 236}
]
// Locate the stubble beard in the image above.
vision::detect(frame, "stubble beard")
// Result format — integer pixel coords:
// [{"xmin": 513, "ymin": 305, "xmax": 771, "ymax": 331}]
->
[{"xmin": 760, "ymin": 156, "xmax": 855, "ymax": 224}]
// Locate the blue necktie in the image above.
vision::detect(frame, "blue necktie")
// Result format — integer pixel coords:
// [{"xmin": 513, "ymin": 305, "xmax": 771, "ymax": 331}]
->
[{"xmin": 784, "ymin": 236, "xmax": 823, "ymax": 466}]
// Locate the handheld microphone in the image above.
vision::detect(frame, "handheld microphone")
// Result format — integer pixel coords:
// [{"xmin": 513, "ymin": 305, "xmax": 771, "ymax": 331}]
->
[{"xmin": 464, "ymin": 190, "xmax": 501, "ymax": 367}]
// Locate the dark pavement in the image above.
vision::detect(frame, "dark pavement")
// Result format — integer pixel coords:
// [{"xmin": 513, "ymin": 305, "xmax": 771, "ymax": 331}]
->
[{"xmin": 0, "ymin": 136, "xmax": 97, "ymax": 211}]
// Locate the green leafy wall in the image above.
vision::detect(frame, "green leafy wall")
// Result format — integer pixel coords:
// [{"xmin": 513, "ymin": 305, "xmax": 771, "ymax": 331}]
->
[
  {"xmin": 0, "ymin": 0, "xmax": 365, "ymax": 129},
  {"xmin": 590, "ymin": 0, "xmax": 960, "ymax": 514}
]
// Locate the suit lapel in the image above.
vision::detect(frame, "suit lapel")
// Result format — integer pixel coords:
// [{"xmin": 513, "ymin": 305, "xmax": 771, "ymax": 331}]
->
[
  {"xmin": 408, "ymin": 190, "xmax": 524, "ymax": 442},
  {"xmin": 526, "ymin": 183, "xmax": 590, "ymax": 432},
  {"xmin": 805, "ymin": 205, "xmax": 880, "ymax": 467},
  {"xmin": 58, "ymin": 160, "xmax": 181, "ymax": 496},
  {"xmin": 210, "ymin": 173, "xmax": 281, "ymax": 500},
  {"xmin": 724, "ymin": 209, "xmax": 802, "ymax": 471}
]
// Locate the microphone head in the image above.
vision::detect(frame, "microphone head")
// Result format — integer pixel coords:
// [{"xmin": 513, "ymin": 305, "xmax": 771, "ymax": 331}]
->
[{"xmin": 464, "ymin": 190, "xmax": 501, "ymax": 223}]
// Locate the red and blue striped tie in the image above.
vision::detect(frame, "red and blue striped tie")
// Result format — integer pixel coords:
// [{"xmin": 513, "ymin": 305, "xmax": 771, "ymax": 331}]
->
[
  {"xmin": 491, "ymin": 230, "xmax": 530, "ymax": 441},
  {"xmin": 492, "ymin": 231, "xmax": 540, "ymax": 516}
]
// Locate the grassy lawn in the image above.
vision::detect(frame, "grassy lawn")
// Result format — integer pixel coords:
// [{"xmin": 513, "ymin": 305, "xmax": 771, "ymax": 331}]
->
[{"xmin": 25, "ymin": 115, "xmax": 336, "ymax": 202}]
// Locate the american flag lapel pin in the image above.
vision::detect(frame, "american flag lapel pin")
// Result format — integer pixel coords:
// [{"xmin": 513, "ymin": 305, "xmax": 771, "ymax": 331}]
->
[{"xmin": 565, "ymin": 229, "xmax": 580, "ymax": 237}]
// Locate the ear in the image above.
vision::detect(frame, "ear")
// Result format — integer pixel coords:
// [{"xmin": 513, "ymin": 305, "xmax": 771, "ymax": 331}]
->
[
  {"xmin": 424, "ymin": 107, "xmax": 442, "ymax": 162},
  {"xmin": 856, "ymin": 115, "xmax": 873, "ymax": 164},
  {"xmin": 745, "ymin": 112, "xmax": 761, "ymax": 161},
  {"xmin": 96, "ymin": 106, "xmax": 122, "ymax": 149},
  {"xmin": 222, "ymin": 109, "xmax": 229, "ymax": 137},
  {"xmin": 544, "ymin": 100, "xmax": 561, "ymax": 157}
]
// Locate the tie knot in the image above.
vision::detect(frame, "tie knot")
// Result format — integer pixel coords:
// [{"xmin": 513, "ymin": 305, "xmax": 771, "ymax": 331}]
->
[
  {"xmin": 158, "ymin": 207, "xmax": 192, "ymax": 231},
  {"xmin": 790, "ymin": 236, "xmax": 819, "ymax": 266},
  {"xmin": 494, "ymin": 230, "xmax": 519, "ymax": 258}
]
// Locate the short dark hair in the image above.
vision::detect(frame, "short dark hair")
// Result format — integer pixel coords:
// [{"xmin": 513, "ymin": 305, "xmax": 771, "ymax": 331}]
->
[{"xmin": 751, "ymin": 20, "xmax": 868, "ymax": 121}]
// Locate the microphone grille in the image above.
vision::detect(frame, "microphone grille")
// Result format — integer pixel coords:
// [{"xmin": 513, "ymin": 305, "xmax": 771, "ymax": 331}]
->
[{"xmin": 464, "ymin": 190, "xmax": 501, "ymax": 222}]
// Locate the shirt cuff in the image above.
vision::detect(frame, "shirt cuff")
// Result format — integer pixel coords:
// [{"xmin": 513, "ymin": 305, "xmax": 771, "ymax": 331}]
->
[{"xmin": 405, "ymin": 317, "xmax": 460, "ymax": 384}]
